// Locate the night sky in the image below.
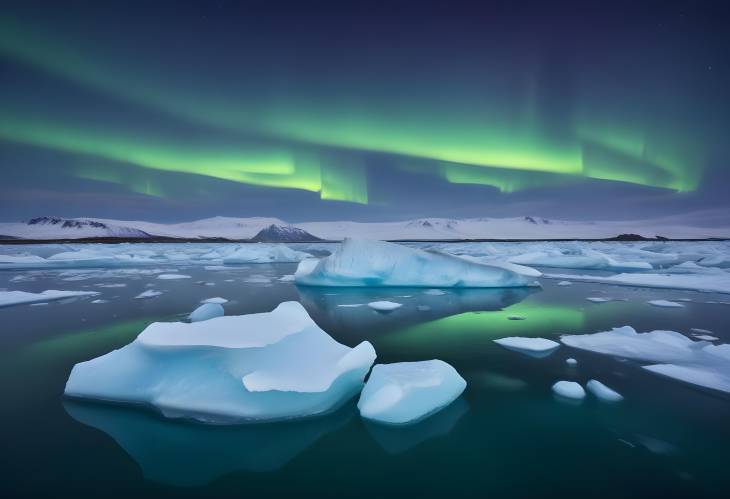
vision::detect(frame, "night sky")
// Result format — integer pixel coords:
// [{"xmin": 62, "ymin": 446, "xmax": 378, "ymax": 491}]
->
[{"xmin": 1, "ymin": 0, "xmax": 728, "ymax": 223}]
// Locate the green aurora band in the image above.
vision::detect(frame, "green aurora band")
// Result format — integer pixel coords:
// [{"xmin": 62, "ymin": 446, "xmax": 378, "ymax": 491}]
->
[{"xmin": 0, "ymin": 15, "xmax": 707, "ymax": 201}]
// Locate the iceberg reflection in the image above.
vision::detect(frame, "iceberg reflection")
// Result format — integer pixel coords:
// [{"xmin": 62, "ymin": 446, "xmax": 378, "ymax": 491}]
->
[{"xmin": 64, "ymin": 399, "xmax": 353, "ymax": 487}]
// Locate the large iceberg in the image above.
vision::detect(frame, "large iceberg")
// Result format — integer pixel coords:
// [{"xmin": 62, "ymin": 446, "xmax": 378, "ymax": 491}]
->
[
  {"xmin": 357, "ymin": 360, "xmax": 466, "ymax": 425},
  {"xmin": 561, "ymin": 326, "xmax": 730, "ymax": 393},
  {"xmin": 65, "ymin": 302, "xmax": 376, "ymax": 423},
  {"xmin": 295, "ymin": 239, "xmax": 538, "ymax": 288}
]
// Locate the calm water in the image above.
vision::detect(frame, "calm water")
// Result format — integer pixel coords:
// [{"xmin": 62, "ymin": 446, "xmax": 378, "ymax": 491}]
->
[{"xmin": 1, "ymin": 243, "xmax": 729, "ymax": 498}]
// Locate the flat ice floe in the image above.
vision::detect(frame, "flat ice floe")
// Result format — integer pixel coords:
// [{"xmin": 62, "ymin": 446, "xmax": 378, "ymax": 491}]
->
[
  {"xmin": 508, "ymin": 250, "xmax": 651, "ymax": 272},
  {"xmin": 647, "ymin": 299, "xmax": 684, "ymax": 308},
  {"xmin": 222, "ymin": 245, "xmax": 310, "ymax": 264},
  {"xmin": 0, "ymin": 289, "xmax": 99, "ymax": 307},
  {"xmin": 295, "ymin": 239, "xmax": 538, "ymax": 288},
  {"xmin": 368, "ymin": 301, "xmax": 402, "ymax": 312},
  {"xmin": 134, "ymin": 290, "xmax": 162, "ymax": 299},
  {"xmin": 157, "ymin": 274, "xmax": 191, "ymax": 280},
  {"xmin": 201, "ymin": 297, "xmax": 228, "ymax": 304},
  {"xmin": 546, "ymin": 271, "xmax": 730, "ymax": 294},
  {"xmin": 64, "ymin": 302, "xmax": 377, "ymax": 423},
  {"xmin": 561, "ymin": 326, "xmax": 730, "ymax": 393},
  {"xmin": 357, "ymin": 360, "xmax": 466, "ymax": 425},
  {"xmin": 494, "ymin": 337, "xmax": 560, "ymax": 357}
]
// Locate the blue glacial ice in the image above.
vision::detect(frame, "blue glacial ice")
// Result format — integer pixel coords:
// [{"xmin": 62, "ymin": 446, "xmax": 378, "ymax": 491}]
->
[
  {"xmin": 64, "ymin": 301, "xmax": 377, "ymax": 423},
  {"xmin": 357, "ymin": 360, "xmax": 466, "ymax": 425},
  {"xmin": 295, "ymin": 239, "xmax": 539, "ymax": 288}
]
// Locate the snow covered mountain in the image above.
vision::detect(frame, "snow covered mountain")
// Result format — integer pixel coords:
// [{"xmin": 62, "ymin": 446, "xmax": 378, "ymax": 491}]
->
[
  {"xmin": 251, "ymin": 224, "xmax": 322, "ymax": 242},
  {"xmin": 0, "ymin": 215, "xmax": 728, "ymax": 241}
]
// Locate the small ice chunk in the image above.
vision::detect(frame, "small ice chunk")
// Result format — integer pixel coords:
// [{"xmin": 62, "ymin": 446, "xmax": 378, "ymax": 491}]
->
[
  {"xmin": 552, "ymin": 381, "xmax": 586, "ymax": 400},
  {"xmin": 368, "ymin": 301, "xmax": 403, "ymax": 312},
  {"xmin": 189, "ymin": 303, "xmax": 225, "ymax": 322},
  {"xmin": 586, "ymin": 379, "xmax": 623, "ymax": 402},
  {"xmin": 587, "ymin": 297, "xmax": 612, "ymax": 303},
  {"xmin": 690, "ymin": 328, "xmax": 713, "ymax": 335},
  {"xmin": 157, "ymin": 274, "xmax": 191, "ymax": 280},
  {"xmin": 648, "ymin": 300, "xmax": 684, "ymax": 308},
  {"xmin": 135, "ymin": 290, "xmax": 162, "ymax": 299},
  {"xmin": 693, "ymin": 334, "xmax": 719, "ymax": 341},
  {"xmin": 566, "ymin": 358, "xmax": 578, "ymax": 365},
  {"xmin": 557, "ymin": 281, "xmax": 572, "ymax": 286},
  {"xmin": 278, "ymin": 274, "xmax": 296, "ymax": 282},
  {"xmin": 357, "ymin": 360, "xmax": 466, "ymax": 425},
  {"xmin": 91, "ymin": 299, "xmax": 109, "ymax": 304},
  {"xmin": 494, "ymin": 337, "xmax": 560, "ymax": 357},
  {"xmin": 337, "ymin": 304, "xmax": 364, "ymax": 308},
  {"xmin": 201, "ymin": 297, "xmax": 228, "ymax": 304}
]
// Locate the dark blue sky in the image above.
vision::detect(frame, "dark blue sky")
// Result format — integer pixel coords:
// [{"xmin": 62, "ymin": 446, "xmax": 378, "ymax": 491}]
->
[{"xmin": 1, "ymin": 0, "xmax": 728, "ymax": 223}]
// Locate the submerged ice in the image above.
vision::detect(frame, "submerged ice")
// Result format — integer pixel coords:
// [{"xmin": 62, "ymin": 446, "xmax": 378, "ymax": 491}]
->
[{"xmin": 64, "ymin": 302, "xmax": 377, "ymax": 423}]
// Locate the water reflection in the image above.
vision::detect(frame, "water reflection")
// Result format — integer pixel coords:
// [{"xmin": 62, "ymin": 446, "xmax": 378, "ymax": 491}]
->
[
  {"xmin": 298, "ymin": 286, "xmax": 535, "ymax": 342},
  {"xmin": 64, "ymin": 400, "xmax": 353, "ymax": 487},
  {"xmin": 364, "ymin": 397, "xmax": 469, "ymax": 455}
]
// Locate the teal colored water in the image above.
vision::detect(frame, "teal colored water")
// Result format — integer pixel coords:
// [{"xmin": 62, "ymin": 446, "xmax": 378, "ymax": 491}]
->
[{"xmin": 1, "ymin": 246, "xmax": 729, "ymax": 498}]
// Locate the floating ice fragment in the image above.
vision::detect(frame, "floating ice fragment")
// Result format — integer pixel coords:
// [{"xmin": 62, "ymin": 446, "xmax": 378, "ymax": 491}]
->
[
  {"xmin": 647, "ymin": 299, "xmax": 684, "ymax": 308},
  {"xmin": 586, "ymin": 380, "xmax": 623, "ymax": 402},
  {"xmin": 552, "ymin": 381, "xmax": 586, "ymax": 400},
  {"xmin": 201, "ymin": 297, "xmax": 228, "ymax": 304},
  {"xmin": 566, "ymin": 358, "xmax": 578, "ymax": 365},
  {"xmin": 157, "ymin": 274, "xmax": 191, "ymax": 280},
  {"xmin": 357, "ymin": 360, "xmax": 466, "ymax": 425},
  {"xmin": 557, "ymin": 281, "xmax": 572, "ymax": 286},
  {"xmin": 295, "ymin": 239, "xmax": 538, "ymax": 288},
  {"xmin": 135, "ymin": 290, "xmax": 162, "ymax": 299},
  {"xmin": 189, "ymin": 303, "xmax": 224, "ymax": 322},
  {"xmin": 65, "ymin": 302, "xmax": 377, "ymax": 423},
  {"xmin": 494, "ymin": 337, "xmax": 560, "ymax": 357},
  {"xmin": 368, "ymin": 301, "xmax": 403, "ymax": 312}
]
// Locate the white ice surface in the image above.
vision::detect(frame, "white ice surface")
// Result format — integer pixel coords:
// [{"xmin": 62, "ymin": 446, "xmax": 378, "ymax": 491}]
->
[
  {"xmin": 134, "ymin": 290, "xmax": 162, "ymax": 299},
  {"xmin": 65, "ymin": 302, "xmax": 377, "ymax": 423},
  {"xmin": 357, "ymin": 360, "xmax": 466, "ymax": 425},
  {"xmin": 546, "ymin": 271, "xmax": 730, "ymax": 294},
  {"xmin": 201, "ymin": 297, "xmax": 228, "ymax": 304},
  {"xmin": 157, "ymin": 274, "xmax": 191, "ymax": 280}
]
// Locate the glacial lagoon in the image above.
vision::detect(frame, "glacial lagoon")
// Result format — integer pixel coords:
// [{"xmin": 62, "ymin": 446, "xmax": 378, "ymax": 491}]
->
[{"xmin": 1, "ymin": 241, "xmax": 729, "ymax": 497}]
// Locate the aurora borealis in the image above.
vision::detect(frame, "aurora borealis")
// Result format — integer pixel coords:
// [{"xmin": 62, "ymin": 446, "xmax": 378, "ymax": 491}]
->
[{"xmin": 0, "ymin": 1, "xmax": 728, "ymax": 222}]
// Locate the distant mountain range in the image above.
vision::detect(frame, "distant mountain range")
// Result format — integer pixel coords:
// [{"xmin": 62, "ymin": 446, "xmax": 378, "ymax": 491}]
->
[{"xmin": 0, "ymin": 215, "xmax": 728, "ymax": 242}]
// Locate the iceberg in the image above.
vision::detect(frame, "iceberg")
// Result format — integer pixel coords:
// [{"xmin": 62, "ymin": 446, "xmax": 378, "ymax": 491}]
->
[
  {"xmin": 494, "ymin": 337, "xmax": 560, "ymax": 357},
  {"xmin": 295, "ymin": 239, "xmax": 538, "ymax": 288},
  {"xmin": 586, "ymin": 380, "xmax": 623, "ymax": 402},
  {"xmin": 509, "ymin": 250, "xmax": 651, "ymax": 272},
  {"xmin": 64, "ymin": 302, "xmax": 376, "ymax": 423},
  {"xmin": 0, "ymin": 289, "xmax": 99, "ymax": 307},
  {"xmin": 189, "ymin": 303, "xmax": 224, "ymax": 322},
  {"xmin": 357, "ymin": 360, "xmax": 466, "ymax": 425},
  {"xmin": 561, "ymin": 326, "xmax": 730, "ymax": 393},
  {"xmin": 222, "ymin": 244, "xmax": 310, "ymax": 264},
  {"xmin": 552, "ymin": 381, "xmax": 586, "ymax": 400}
]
